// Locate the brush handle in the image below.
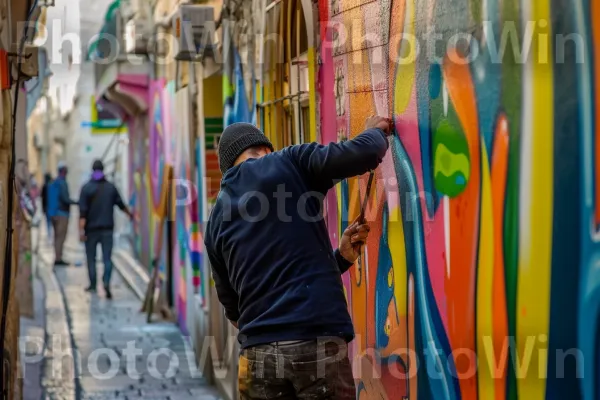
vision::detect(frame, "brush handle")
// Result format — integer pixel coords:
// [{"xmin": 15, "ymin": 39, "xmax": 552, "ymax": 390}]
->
[{"xmin": 359, "ymin": 170, "xmax": 375, "ymax": 223}]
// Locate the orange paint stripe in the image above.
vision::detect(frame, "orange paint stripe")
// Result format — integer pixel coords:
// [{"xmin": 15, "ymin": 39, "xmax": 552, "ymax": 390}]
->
[
  {"xmin": 491, "ymin": 114, "xmax": 510, "ymax": 399},
  {"xmin": 443, "ymin": 49, "xmax": 481, "ymax": 400},
  {"xmin": 594, "ymin": 0, "xmax": 600, "ymax": 225}
]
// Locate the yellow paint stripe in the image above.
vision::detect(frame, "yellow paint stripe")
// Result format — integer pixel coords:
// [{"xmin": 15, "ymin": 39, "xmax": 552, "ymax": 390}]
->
[
  {"xmin": 477, "ymin": 143, "xmax": 495, "ymax": 400},
  {"xmin": 388, "ymin": 206, "xmax": 408, "ymax": 318},
  {"xmin": 392, "ymin": 0, "xmax": 416, "ymax": 116},
  {"xmin": 516, "ymin": 2, "xmax": 553, "ymax": 397},
  {"xmin": 308, "ymin": 48, "xmax": 317, "ymax": 142}
]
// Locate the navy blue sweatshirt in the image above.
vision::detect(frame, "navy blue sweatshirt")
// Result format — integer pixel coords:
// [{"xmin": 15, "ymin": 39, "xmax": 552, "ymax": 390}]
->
[
  {"xmin": 79, "ymin": 178, "xmax": 127, "ymax": 233},
  {"xmin": 204, "ymin": 128, "xmax": 389, "ymax": 348}
]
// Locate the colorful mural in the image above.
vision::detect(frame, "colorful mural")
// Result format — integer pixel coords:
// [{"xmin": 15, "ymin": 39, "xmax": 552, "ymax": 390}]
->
[
  {"xmin": 129, "ymin": 78, "xmax": 207, "ymax": 332},
  {"xmin": 118, "ymin": 0, "xmax": 599, "ymax": 397},
  {"xmin": 312, "ymin": 0, "xmax": 599, "ymax": 398},
  {"xmin": 173, "ymin": 86, "xmax": 204, "ymax": 332},
  {"xmin": 129, "ymin": 80, "xmax": 171, "ymax": 287}
]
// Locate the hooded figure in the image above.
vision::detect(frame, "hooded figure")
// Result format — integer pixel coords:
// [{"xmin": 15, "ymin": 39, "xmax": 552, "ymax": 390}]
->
[{"xmin": 78, "ymin": 159, "xmax": 133, "ymax": 299}]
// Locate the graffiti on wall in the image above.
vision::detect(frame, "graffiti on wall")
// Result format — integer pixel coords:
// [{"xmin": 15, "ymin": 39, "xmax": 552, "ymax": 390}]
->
[
  {"xmin": 129, "ymin": 78, "xmax": 206, "ymax": 332},
  {"xmin": 173, "ymin": 87, "xmax": 203, "ymax": 332},
  {"xmin": 130, "ymin": 80, "xmax": 171, "ymax": 278},
  {"xmin": 313, "ymin": 0, "xmax": 599, "ymax": 398}
]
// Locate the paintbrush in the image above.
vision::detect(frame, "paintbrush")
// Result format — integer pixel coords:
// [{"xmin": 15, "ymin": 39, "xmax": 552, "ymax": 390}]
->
[{"xmin": 359, "ymin": 169, "xmax": 375, "ymax": 224}]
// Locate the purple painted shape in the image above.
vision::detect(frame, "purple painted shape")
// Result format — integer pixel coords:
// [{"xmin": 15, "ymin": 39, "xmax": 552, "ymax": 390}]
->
[
  {"xmin": 96, "ymin": 73, "xmax": 150, "ymax": 112},
  {"xmin": 320, "ymin": 29, "xmax": 337, "ymax": 144}
]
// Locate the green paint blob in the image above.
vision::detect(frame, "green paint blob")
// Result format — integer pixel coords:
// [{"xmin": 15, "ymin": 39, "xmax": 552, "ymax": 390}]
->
[{"xmin": 433, "ymin": 119, "xmax": 471, "ymax": 197}]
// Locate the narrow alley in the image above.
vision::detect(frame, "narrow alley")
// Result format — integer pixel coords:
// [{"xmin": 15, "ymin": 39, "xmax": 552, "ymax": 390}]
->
[
  {"xmin": 3, "ymin": 0, "xmax": 599, "ymax": 398},
  {"xmin": 25, "ymin": 226, "xmax": 221, "ymax": 400}
]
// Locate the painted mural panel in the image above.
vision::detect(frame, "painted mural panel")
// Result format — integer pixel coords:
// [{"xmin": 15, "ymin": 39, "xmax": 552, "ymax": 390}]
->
[
  {"xmin": 173, "ymin": 86, "xmax": 203, "ymax": 333},
  {"xmin": 129, "ymin": 78, "xmax": 206, "ymax": 332},
  {"xmin": 130, "ymin": 79, "xmax": 172, "ymax": 280},
  {"xmin": 211, "ymin": 0, "xmax": 600, "ymax": 397},
  {"xmin": 313, "ymin": 0, "xmax": 599, "ymax": 398}
]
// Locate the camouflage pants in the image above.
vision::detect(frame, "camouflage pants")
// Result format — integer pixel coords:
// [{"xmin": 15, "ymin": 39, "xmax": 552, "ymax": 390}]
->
[{"xmin": 238, "ymin": 337, "xmax": 356, "ymax": 399}]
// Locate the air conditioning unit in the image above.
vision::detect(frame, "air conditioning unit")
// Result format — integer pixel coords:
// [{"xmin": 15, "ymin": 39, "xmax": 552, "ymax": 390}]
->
[
  {"xmin": 172, "ymin": 4, "xmax": 215, "ymax": 61},
  {"xmin": 125, "ymin": 18, "xmax": 150, "ymax": 54}
]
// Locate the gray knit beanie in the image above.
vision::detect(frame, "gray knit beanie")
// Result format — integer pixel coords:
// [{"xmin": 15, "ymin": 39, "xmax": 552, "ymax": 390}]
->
[{"xmin": 218, "ymin": 123, "xmax": 274, "ymax": 174}]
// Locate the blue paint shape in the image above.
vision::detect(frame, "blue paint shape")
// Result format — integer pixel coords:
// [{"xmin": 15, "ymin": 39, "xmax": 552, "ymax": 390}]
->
[
  {"xmin": 574, "ymin": 1, "xmax": 600, "ymax": 399},
  {"xmin": 455, "ymin": 175, "xmax": 466, "ymax": 186},
  {"xmin": 414, "ymin": 65, "xmax": 440, "ymax": 218},
  {"xmin": 375, "ymin": 204, "xmax": 395, "ymax": 350},
  {"xmin": 391, "ymin": 135, "xmax": 459, "ymax": 400},
  {"xmin": 429, "ymin": 63, "xmax": 442, "ymax": 100},
  {"xmin": 224, "ymin": 47, "xmax": 256, "ymax": 126},
  {"xmin": 470, "ymin": 43, "xmax": 501, "ymax": 159}
]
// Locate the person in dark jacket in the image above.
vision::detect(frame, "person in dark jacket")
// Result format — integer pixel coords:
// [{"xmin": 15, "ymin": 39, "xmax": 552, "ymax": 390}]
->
[
  {"xmin": 40, "ymin": 173, "xmax": 53, "ymax": 241},
  {"xmin": 50, "ymin": 162, "xmax": 78, "ymax": 266},
  {"xmin": 204, "ymin": 116, "xmax": 392, "ymax": 399},
  {"xmin": 78, "ymin": 160, "xmax": 133, "ymax": 299}
]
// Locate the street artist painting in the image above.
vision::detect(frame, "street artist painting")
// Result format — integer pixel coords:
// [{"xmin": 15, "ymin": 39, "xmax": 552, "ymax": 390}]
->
[{"xmin": 205, "ymin": 116, "xmax": 393, "ymax": 399}]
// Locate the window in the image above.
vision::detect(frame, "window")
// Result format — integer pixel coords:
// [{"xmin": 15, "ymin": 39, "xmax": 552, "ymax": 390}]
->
[{"xmin": 258, "ymin": 0, "xmax": 311, "ymax": 149}]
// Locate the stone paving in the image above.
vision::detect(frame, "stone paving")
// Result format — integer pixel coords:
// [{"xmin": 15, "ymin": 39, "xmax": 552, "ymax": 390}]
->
[
  {"xmin": 30, "ymin": 232, "xmax": 222, "ymax": 400},
  {"xmin": 19, "ymin": 265, "xmax": 47, "ymax": 400}
]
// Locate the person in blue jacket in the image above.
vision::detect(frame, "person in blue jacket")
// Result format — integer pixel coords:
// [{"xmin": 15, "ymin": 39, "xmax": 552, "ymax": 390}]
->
[
  {"xmin": 204, "ymin": 116, "xmax": 392, "ymax": 399},
  {"xmin": 48, "ymin": 162, "xmax": 78, "ymax": 266}
]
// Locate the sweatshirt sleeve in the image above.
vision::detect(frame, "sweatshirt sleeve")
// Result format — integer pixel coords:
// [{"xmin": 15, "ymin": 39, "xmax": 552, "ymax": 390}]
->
[
  {"xmin": 78, "ymin": 185, "xmax": 89, "ymax": 219},
  {"xmin": 334, "ymin": 249, "xmax": 354, "ymax": 274},
  {"xmin": 60, "ymin": 180, "xmax": 77, "ymax": 205},
  {"xmin": 205, "ymin": 235, "xmax": 240, "ymax": 322},
  {"xmin": 285, "ymin": 128, "xmax": 389, "ymax": 191}
]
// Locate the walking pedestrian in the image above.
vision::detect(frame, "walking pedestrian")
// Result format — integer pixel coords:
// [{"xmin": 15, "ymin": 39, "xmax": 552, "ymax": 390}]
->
[
  {"xmin": 78, "ymin": 160, "xmax": 133, "ymax": 299},
  {"xmin": 40, "ymin": 173, "xmax": 53, "ymax": 241},
  {"xmin": 204, "ymin": 116, "xmax": 392, "ymax": 399},
  {"xmin": 49, "ymin": 162, "xmax": 78, "ymax": 266}
]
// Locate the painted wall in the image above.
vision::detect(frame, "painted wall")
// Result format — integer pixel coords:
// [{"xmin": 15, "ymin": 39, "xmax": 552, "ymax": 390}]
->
[
  {"xmin": 130, "ymin": 79, "xmax": 172, "ymax": 275},
  {"xmin": 210, "ymin": 0, "xmax": 600, "ymax": 398},
  {"xmin": 129, "ymin": 79, "xmax": 206, "ymax": 332},
  {"xmin": 315, "ymin": 0, "xmax": 599, "ymax": 399}
]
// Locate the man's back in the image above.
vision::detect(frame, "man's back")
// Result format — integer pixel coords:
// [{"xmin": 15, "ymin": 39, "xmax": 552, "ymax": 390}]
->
[
  {"xmin": 206, "ymin": 150, "xmax": 353, "ymax": 348},
  {"xmin": 205, "ymin": 127, "xmax": 389, "ymax": 348},
  {"xmin": 79, "ymin": 179, "xmax": 126, "ymax": 232}
]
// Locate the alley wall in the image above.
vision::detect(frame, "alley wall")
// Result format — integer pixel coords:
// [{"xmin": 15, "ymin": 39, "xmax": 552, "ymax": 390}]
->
[
  {"xmin": 104, "ymin": 0, "xmax": 600, "ymax": 398},
  {"xmin": 223, "ymin": 0, "xmax": 600, "ymax": 398}
]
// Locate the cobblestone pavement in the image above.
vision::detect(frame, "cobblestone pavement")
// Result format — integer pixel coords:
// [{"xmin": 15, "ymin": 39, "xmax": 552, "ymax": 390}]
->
[
  {"xmin": 34, "ymin": 233, "xmax": 221, "ymax": 400},
  {"xmin": 19, "ymin": 260, "xmax": 46, "ymax": 400}
]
